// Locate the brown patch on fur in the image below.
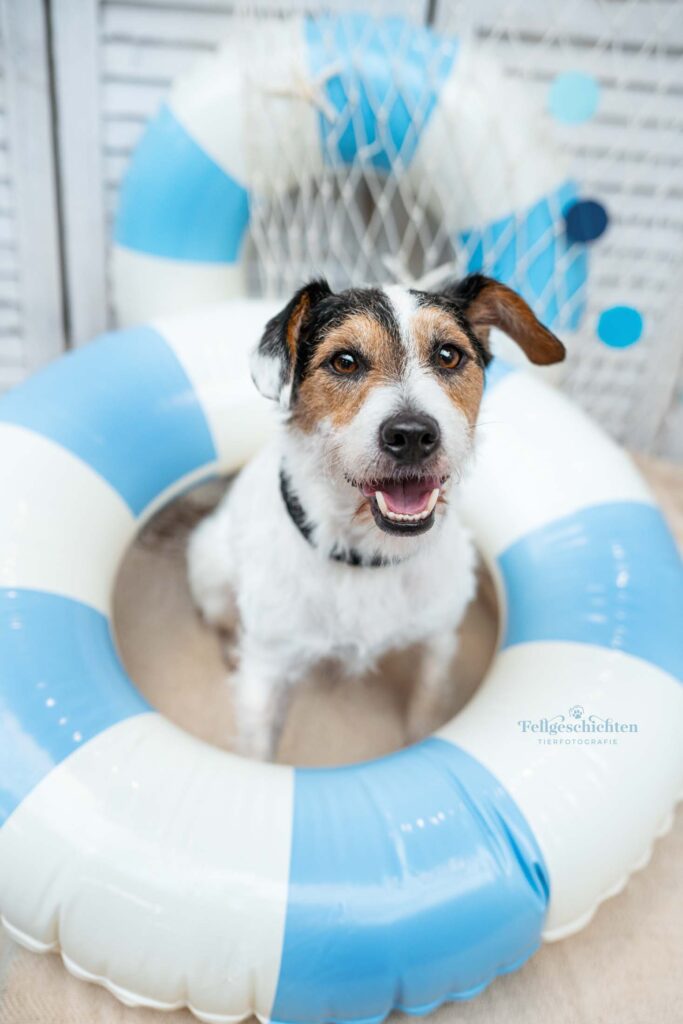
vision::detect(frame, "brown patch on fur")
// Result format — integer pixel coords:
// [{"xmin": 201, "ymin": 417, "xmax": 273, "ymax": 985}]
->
[
  {"xmin": 353, "ymin": 499, "xmax": 374, "ymax": 523},
  {"xmin": 465, "ymin": 281, "xmax": 565, "ymax": 365},
  {"xmin": 411, "ymin": 306, "xmax": 485, "ymax": 425},
  {"xmin": 292, "ymin": 312, "xmax": 405, "ymax": 432},
  {"xmin": 286, "ymin": 292, "xmax": 311, "ymax": 362}
]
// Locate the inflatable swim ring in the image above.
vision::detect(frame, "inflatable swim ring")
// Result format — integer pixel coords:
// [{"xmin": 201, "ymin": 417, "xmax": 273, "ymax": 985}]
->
[
  {"xmin": 0, "ymin": 301, "xmax": 681, "ymax": 1022},
  {"xmin": 112, "ymin": 14, "xmax": 588, "ymax": 334}
]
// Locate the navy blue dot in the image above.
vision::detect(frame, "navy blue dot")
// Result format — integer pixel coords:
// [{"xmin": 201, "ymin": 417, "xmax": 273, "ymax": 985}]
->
[{"xmin": 565, "ymin": 199, "xmax": 609, "ymax": 243}]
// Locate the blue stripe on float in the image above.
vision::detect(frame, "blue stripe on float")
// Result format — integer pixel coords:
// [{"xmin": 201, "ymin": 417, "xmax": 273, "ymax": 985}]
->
[
  {"xmin": 271, "ymin": 738, "xmax": 548, "ymax": 1023},
  {"xmin": 499, "ymin": 502, "xmax": 683, "ymax": 683},
  {"xmin": 0, "ymin": 589, "xmax": 150, "ymax": 826},
  {"xmin": 460, "ymin": 180, "xmax": 587, "ymax": 333},
  {"xmin": 305, "ymin": 15, "xmax": 458, "ymax": 171},
  {"xmin": 114, "ymin": 104, "xmax": 250, "ymax": 263},
  {"xmin": 0, "ymin": 325, "xmax": 216, "ymax": 516}
]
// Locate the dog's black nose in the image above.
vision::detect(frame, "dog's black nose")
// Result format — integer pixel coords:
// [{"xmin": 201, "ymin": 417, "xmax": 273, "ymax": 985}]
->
[{"xmin": 380, "ymin": 413, "xmax": 441, "ymax": 463}]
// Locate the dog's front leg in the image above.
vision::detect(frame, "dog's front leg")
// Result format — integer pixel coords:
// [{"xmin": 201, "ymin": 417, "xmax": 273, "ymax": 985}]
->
[
  {"xmin": 187, "ymin": 504, "xmax": 239, "ymax": 633},
  {"xmin": 230, "ymin": 647, "xmax": 297, "ymax": 761},
  {"xmin": 405, "ymin": 631, "xmax": 458, "ymax": 743}
]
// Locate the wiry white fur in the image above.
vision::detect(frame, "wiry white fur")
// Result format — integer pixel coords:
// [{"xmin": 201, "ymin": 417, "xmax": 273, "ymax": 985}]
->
[
  {"xmin": 382, "ymin": 284, "xmax": 416, "ymax": 347},
  {"xmin": 188, "ymin": 285, "xmax": 480, "ymax": 759}
]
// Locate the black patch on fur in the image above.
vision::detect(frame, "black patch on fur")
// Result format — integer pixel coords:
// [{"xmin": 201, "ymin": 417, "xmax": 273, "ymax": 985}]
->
[
  {"xmin": 255, "ymin": 280, "xmax": 404, "ymax": 403},
  {"xmin": 330, "ymin": 547, "xmax": 390, "ymax": 568},
  {"xmin": 411, "ymin": 275, "xmax": 494, "ymax": 368},
  {"xmin": 279, "ymin": 466, "xmax": 395, "ymax": 568},
  {"xmin": 255, "ymin": 279, "xmax": 333, "ymax": 396},
  {"xmin": 279, "ymin": 467, "xmax": 313, "ymax": 543},
  {"xmin": 291, "ymin": 286, "xmax": 402, "ymax": 400}
]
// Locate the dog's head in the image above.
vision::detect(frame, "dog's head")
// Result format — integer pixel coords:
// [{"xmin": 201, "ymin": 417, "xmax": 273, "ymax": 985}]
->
[{"xmin": 251, "ymin": 274, "xmax": 564, "ymax": 539}]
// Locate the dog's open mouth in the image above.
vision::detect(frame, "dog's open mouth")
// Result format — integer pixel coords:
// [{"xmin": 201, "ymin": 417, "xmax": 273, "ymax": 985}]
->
[{"xmin": 359, "ymin": 477, "xmax": 443, "ymax": 535}]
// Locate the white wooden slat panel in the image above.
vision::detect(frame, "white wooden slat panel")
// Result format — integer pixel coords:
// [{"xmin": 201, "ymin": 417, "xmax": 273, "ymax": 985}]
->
[
  {"xmin": 51, "ymin": 0, "xmax": 109, "ymax": 345},
  {"xmin": 434, "ymin": 0, "xmax": 683, "ymax": 452},
  {"xmin": 0, "ymin": 276, "xmax": 19, "ymax": 305},
  {"xmin": 657, "ymin": 354, "xmax": 683, "ymax": 460},
  {"xmin": 104, "ymin": 116, "xmax": 157, "ymax": 150},
  {"xmin": 49, "ymin": 0, "xmax": 681, "ymax": 455},
  {"xmin": 92, "ymin": 0, "xmax": 429, "ymax": 325},
  {"xmin": 104, "ymin": 40, "xmax": 217, "ymax": 80},
  {"xmin": 102, "ymin": 78, "xmax": 168, "ymax": 120},
  {"xmin": 0, "ymin": 366, "xmax": 23, "ymax": 389},
  {"xmin": 103, "ymin": 4, "xmax": 235, "ymax": 45},
  {"xmin": 0, "ymin": 0, "xmax": 64, "ymax": 392},
  {"xmin": 0, "ymin": 246, "xmax": 17, "ymax": 276},
  {"xmin": 107, "ymin": 0, "xmax": 427, "ymax": 13},
  {"xmin": 0, "ymin": 214, "xmax": 14, "ymax": 247},
  {"xmin": 461, "ymin": 0, "xmax": 683, "ymax": 49}
]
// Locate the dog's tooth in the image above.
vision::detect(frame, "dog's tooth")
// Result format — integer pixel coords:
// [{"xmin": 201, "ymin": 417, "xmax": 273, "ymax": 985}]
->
[{"xmin": 375, "ymin": 490, "xmax": 438, "ymax": 524}]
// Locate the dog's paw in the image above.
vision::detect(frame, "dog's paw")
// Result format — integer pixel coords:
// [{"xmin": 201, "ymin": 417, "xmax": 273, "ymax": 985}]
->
[
  {"xmin": 233, "ymin": 724, "xmax": 275, "ymax": 762},
  {"xmin": 187, "ymin": 514, "xmax": 238, "ymax": 630},
  {"xmin": 222, "ymin": 638, "xmax": 241, "ymax": 673}
]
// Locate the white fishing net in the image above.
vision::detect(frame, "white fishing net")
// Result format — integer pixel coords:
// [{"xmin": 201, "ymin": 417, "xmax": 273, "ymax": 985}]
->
[{"xmin": 227, "ymin": 0, "xmax": 683, "ymax": 451}]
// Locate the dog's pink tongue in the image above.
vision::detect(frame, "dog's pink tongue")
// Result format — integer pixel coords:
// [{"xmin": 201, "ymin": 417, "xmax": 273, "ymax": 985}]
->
[{"xmin": 381, "ymin": 479, "xmax": 437, "ymax": 514}]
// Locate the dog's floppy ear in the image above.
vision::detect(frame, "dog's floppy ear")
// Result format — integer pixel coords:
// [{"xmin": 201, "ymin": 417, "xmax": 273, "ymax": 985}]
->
[
  {"xmin": 250, "ymin": 279, "xmax": 333, "ymax": 405},
  {"xmin": 446, "ymin": 274, "xmax": 566, "ymax": 366}
]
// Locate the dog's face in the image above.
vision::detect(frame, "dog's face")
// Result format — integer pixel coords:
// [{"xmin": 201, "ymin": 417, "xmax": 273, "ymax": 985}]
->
[{"xmin": 251, "ymin": 274, "xmax": 565, "ymax": 538}]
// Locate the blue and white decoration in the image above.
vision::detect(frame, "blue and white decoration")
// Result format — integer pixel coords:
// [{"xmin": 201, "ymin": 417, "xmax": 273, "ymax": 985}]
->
[
  {"xmin": 0, "ymin": 299, "xmax": 682, "ymax": 1022},
  {"xmin": 112, "ymin": 14, "xmax": 593, "ymax": 338}
]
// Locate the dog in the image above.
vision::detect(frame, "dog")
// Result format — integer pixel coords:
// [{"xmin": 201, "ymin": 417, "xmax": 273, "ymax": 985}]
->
[{"xmin": 187, "ymin": 274, "xmax": 565, "ymax": 759}]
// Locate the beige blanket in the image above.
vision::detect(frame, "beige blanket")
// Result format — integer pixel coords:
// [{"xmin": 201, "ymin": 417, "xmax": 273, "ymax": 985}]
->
[{"xmin": 1, "ymin": 455, "xmax": 681, "ymax": 1024}]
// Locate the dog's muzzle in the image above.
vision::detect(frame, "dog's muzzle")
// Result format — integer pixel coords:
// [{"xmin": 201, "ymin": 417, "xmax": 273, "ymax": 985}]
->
[{"xmin": 379, "ymin": 413, "xmax": 441, "ymax": 465}]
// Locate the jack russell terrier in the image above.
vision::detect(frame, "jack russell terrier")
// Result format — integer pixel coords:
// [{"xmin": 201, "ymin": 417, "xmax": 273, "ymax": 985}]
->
[{"xmin": 188, "ymin": 274, "xmax": 565, "ymax": 759}]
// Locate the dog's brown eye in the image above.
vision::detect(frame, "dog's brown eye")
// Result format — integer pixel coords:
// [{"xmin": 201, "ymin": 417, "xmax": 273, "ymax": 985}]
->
[
  {"xmin": 435, "ymin": 343, "xmax": 461, "ymax": 370},
  {"xmin": 330, "ymin": 352, "xmax": 360, "ymax": 375}
]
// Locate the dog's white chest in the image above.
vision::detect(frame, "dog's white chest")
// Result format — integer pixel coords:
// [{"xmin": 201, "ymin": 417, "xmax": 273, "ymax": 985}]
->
[
  {"xmin": 285, "ymin": 561, "xmax": 449, "ymax": 671},
  {"xmin": 237, "ymin": 507, "xmax": 474, "ymax": 675},
  {"xmin": 194, "ymin": 442, "xmax": 477, "ymax": 679}
]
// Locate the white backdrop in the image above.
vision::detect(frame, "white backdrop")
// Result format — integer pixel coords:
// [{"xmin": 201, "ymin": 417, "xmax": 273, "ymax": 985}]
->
[{"xmin": 0, "ymin": 0, "xmax": 681, "ymax": 458}]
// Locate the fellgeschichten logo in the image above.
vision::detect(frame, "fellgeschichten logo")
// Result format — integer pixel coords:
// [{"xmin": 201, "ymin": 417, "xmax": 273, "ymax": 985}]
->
[{"xmin": 518, "ymin": 704, "xmax": 639, "ymax": 746}]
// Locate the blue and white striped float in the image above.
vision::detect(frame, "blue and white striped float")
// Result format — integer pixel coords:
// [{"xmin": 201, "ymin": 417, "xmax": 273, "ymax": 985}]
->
[
  {"xmin": 0, "ymin": 300, "xmax": 682, "ymax": 1022},
  {"xmin": 112, "ymin": 14, "xmax": 588, "ymax": 335}
]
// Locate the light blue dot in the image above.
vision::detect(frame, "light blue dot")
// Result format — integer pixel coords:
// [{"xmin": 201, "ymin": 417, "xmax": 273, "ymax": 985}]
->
[
  {"xmin": 597, "ymin": 306, "xmax": 644, "ymax": 348},
  {"xmin": 549, "ymin": 72, "xmax": 600, "ymax": 124}
]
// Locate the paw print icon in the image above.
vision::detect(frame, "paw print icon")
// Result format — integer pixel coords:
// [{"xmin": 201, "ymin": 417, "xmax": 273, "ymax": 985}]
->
[{"xmin": 568, "ymin": 704, "xmax": 584, "ymax": 720}]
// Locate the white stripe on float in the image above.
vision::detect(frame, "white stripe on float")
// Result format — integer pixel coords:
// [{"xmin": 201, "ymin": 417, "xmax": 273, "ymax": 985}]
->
[
  {"xmin": 153, "ymin": 301, "xmax": 278, "ymax": 475},
  {"xmin": 111, "ymin": 246, "xmax": 248, "ymax": 327},
  {"xmin": 411, "ymin": 42, "xmax": 569, "ymax": 228},
  {"xmin": 139, "ymin": 463, "xmax": 220, "ymax": 527},
  {"xmin": 169, "ymin": 17, "xmax": 322, "ymax": 194},
  {"xmin": 438, "ymin": 641, "xmax": 683, "ymax": 939},
  {"xmin": 0, "ymin": 424, "xmax": 135, "ymax": 613},
  {"xmin": 461, "ymin": 370, "xmax": 654, "ymax": 559},
  {"xmin": 0, "ymin": 713, "xmax": 294, "ymax": 1022}
]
